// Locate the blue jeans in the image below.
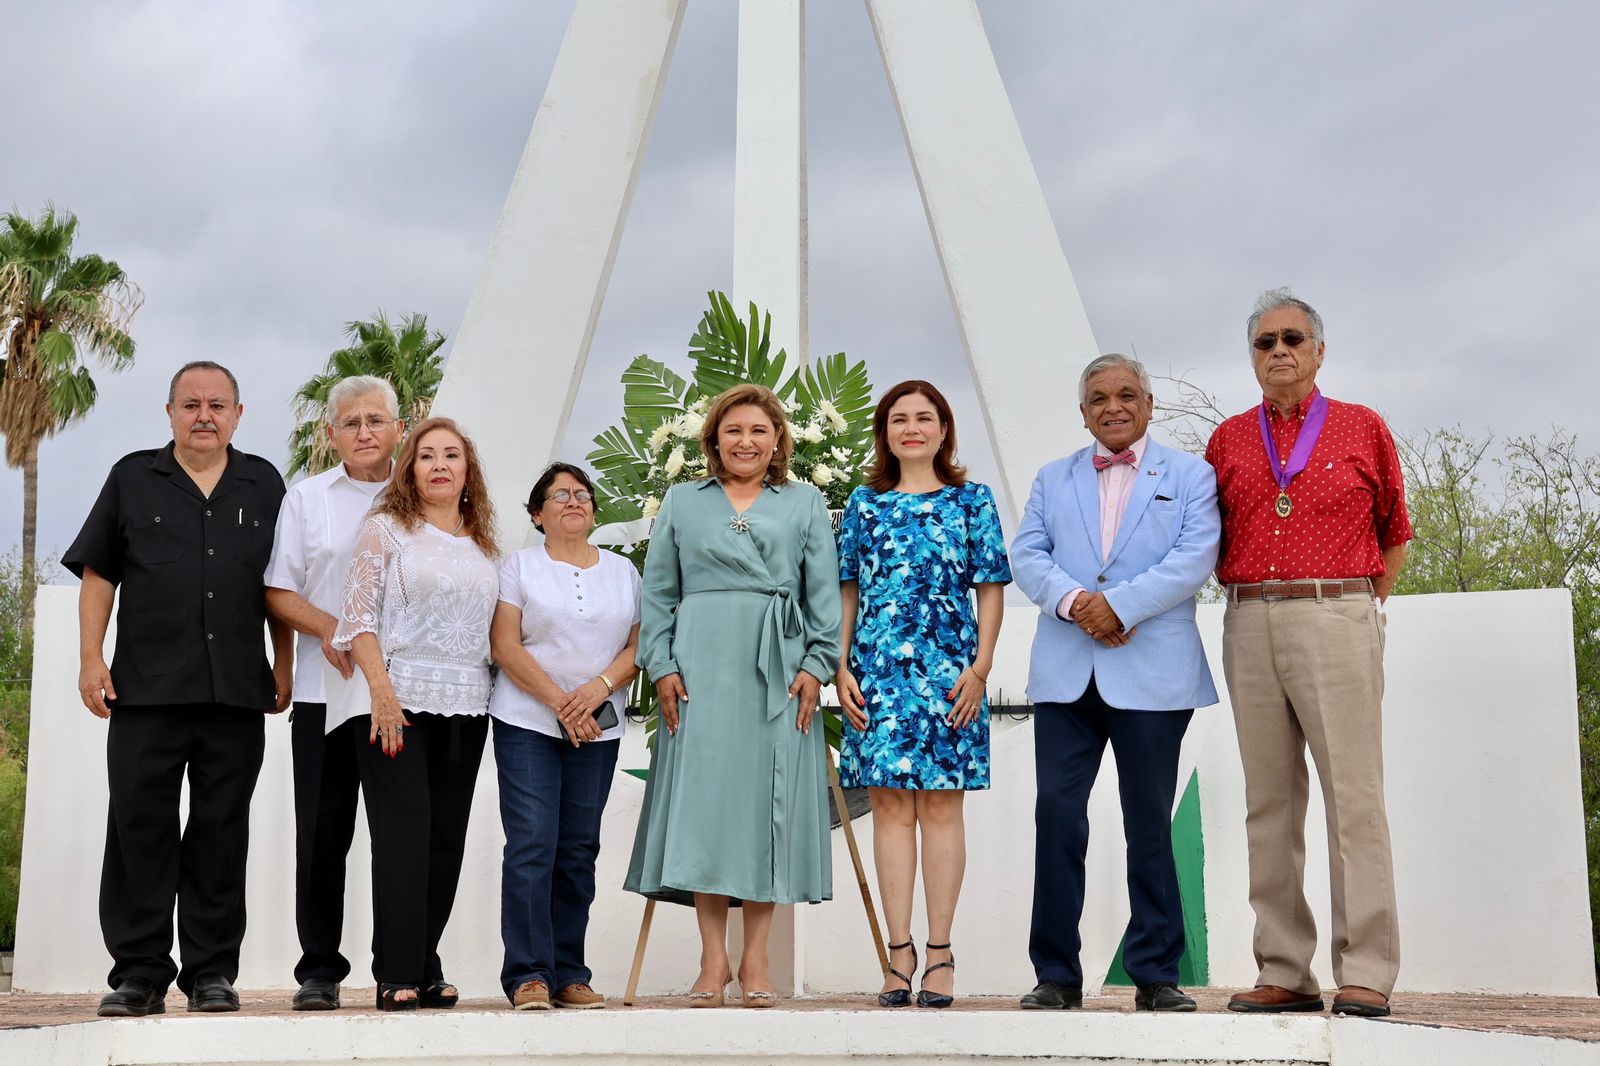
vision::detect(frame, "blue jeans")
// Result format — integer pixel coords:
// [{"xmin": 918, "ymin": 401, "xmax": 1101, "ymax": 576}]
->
[{"xmin": 493, "ymin": 719, "xmax": 618, "ymax": 1000}]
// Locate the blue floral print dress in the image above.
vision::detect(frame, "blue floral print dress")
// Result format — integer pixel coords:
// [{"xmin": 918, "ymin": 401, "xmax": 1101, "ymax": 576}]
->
[{"xmin": 836, "ymin": 482, "xmax": 1012, "ymax": 790}]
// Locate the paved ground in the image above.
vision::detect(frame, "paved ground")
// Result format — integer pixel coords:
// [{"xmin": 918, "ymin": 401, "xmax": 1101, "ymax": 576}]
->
[{"xmin": 1, "ymin": 986, "xmax": 1596, "ymax": 1042}]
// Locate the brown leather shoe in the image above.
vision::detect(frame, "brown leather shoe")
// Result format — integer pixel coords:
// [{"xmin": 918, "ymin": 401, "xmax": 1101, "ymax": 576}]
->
[
  {"xmin": 554, "ymin": 982, "xmax": 606, "ymax": 1009},
  {"xmin": 1332, "ymin": 985, "xmax": 1390, "ymax": 1017},
  {"xmin": 512, "ymin": 980, "xmax": 551, "ymax": 1011},
  {"xmin": 1227, "ymin": 985, "xmax": 1324, "ymax": 1013}
]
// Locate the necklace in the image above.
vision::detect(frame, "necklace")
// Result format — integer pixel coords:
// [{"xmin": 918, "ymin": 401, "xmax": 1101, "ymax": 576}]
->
[{"xmin": 429, "ymin": 512, "xmax": 464, "ymax": 536}]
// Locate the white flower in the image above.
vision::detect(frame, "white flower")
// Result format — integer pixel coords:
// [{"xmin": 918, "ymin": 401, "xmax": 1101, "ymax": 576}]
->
[
  {"xmin": 689, "ymin": 455, "xmax": 707, "ymax": 472},
  {"xmin": 641, "ymin": 495, "xmax": 661, "ymax": 519},
  {"xmin": 798, "ymin": 422, "xmax": 826, "ymax": 444},
  {"xmin": 783, "ymin": 398, "xmax": 802, "ymax": 415},
  {"xmin": 648, "ymin": 422, "xmax": 674, "ymax": 454},
  {"xmin": 680, "ymin": 411, "xmax": 704, "ymax": 436},
  {"xmin": 811, "ymin": 463, "xmax": 835, "ymax": 486},
  {"xmin": 830, "ymin": 446, "xmax": 851, "ymax": 464},
  {"xmin": 819, "ymin": 400, "xmax": 847, "ymax": 433},
  {"xmin": 664, "ymin": 445, "xmax": 686, "ymax": 478},
  {"xmin": 691, "ymin": 396, "xmax": 709, "ymax": 414}
]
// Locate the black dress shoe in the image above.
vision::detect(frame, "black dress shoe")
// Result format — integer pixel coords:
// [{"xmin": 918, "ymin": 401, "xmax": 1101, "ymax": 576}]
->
[
  {"xmin": 97, "ymin": 977, "xmax": 166, "ymax": 1017},
  {"xmin": 187, "ymin": 973, "xmax": 241, "ymax": 1013},
  {"xmin": 293, "ymin": 977, "xmax": 340, "ymax": 1011},
  {"xmin": 1135, "ymin": 982, "xmax": 1197, "ymax": 1012},
  {"xmin": 1020, "ymin": 980, "xmax": 1083, "ymax": 1010}
]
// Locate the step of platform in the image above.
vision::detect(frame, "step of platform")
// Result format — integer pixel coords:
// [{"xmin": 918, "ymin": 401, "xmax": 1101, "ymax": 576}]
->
[{"xmin": 2, "ymin": 1006, "xmax": 1596, "ymax": 1066}]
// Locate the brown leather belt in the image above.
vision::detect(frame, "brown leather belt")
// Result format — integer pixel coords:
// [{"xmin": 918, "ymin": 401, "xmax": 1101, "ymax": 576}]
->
[{"xmin": 1227, "ymin": 578, "xmax": 1374, "ymax": 603}]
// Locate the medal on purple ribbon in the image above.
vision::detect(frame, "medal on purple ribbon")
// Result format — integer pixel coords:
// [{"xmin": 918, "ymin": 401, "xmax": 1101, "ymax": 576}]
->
[{"xmin": 1259, "ymin": 390, "xmax": 1329, "ymax": 519}]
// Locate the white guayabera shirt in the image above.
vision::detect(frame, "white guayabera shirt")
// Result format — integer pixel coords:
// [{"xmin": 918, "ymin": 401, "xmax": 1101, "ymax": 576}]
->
[
  {"xmin": 332, "ymin": 512, "xmax": 499, "ymax": 717},
  {"xmin": 487, "ymin": 545, "xmax": 642, "ymax": 742},
  {"xmin": 263, "ymin": 463, "xmax": 389, "ymax": 711}
]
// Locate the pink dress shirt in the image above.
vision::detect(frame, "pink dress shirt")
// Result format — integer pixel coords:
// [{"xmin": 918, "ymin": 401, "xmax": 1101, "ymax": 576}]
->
[{"xmin": 1057, "ymin": 435, "xmax": 1149, "ymax": 620}]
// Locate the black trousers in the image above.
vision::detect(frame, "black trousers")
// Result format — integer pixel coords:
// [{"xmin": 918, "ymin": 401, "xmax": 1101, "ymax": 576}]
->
[
  {"xmin": 1030, "ymin": 677, "xmax": 1193, "ymax": 988},
  {"xmin": 353, "ymin": 711, "xmax": 487, "ymax": 987},
  {"xmin": 101, "ymin": 704, "xmax": 266, "ymax": 994},
  {"xmin": 290, "ymin": 702, "xmax": 362, "ymax": 983}
]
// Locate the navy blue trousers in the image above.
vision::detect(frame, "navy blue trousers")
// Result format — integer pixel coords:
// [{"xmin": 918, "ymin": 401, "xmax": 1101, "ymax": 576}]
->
[
  {"xmin": 493, "ymin": 720, "xmax": 618, "ymax": 1000},
  {"xmin": 1030, "ymin": 677, "xmax": 1192, "ymax": 988}
]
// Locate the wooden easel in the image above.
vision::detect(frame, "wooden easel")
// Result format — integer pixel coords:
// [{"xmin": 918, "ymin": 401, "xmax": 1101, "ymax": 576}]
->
[{"xmin": 622, "ymin": 747, "xmax": 888, "ymax": 1003}]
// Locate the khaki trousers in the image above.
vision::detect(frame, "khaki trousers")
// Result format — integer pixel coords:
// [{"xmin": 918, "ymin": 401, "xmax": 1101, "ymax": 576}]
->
[{"xmin": 1222, "ymin": 594, "xmax": 1399, "ymax": 996}]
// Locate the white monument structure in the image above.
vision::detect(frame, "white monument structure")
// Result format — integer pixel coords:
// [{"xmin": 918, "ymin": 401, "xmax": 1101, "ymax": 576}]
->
[{"xmin": 14, "ymin": 0, "xmax": 1594, "ymax": 1030}]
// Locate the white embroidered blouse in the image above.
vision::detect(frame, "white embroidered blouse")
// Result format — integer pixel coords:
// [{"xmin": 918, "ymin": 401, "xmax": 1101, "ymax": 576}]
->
[{"xmin": 332, "ymin": 512, "xmax": 499, "ymax": 717}]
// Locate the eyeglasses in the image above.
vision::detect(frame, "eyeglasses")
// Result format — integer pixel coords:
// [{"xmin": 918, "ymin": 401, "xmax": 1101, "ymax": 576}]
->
[
  {"xmin": 1252, "ymin": 330, "xmax": 1310, "ymax": 351},
  {"xmin": 333, "ymin": 415, "xmax": 396, "ymax": 435},
  {"xmin": 546, "ymin": 489, "xmax": 594, "ymax": 504}
]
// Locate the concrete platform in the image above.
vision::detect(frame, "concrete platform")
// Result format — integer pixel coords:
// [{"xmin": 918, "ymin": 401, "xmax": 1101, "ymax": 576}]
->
[{"xmin": 2, "ymin": 988, "xmax": 1596, "ymax": 1065}]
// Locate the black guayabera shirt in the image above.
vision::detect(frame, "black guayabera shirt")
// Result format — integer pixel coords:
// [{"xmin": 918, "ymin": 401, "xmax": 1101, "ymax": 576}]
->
[{"xmin": 63, "ymin": 442, "xmax": 287, "ymax": 710}]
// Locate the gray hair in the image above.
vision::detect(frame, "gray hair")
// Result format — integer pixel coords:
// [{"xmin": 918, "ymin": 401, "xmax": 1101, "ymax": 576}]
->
[
  {"xmin": 168, "ymin": 360, "xmax": 240, "ymax": 405},
  {"xmin": 1247, "ymin": 287, "xmax": 1324, "ymax": 346},
  {"xmin": 1078, "ymin": 353, "xmax": 1152, "ymax": 404},
  {"xmin": 326, "ymin": 375, "xmax": 400, "ymax": 424}
]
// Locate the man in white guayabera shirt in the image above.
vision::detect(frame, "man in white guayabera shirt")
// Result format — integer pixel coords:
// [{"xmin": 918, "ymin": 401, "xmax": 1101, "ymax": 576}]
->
[{"xmin": 265, "ymin": 376, "xmax": 404, "ymax": 1010}]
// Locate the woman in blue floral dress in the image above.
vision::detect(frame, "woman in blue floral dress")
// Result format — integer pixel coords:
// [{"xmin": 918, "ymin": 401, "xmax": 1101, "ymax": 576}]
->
[{"xmin": 835, "ymin": 380, "xmax": 1010, "ymax": 1009}]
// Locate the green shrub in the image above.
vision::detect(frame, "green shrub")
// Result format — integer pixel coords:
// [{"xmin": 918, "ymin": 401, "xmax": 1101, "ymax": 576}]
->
[
  {"xmin": 0, "ymin": 686, "xmax": 27, "ymax": 769},
  {"xmin": 0, "ymin": 741, "xmax": 24, "ymax": 951}
]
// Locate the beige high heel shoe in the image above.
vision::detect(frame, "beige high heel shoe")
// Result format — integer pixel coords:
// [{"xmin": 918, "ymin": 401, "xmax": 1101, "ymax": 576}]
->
[{"xmin": 687, "ymin": 976, "xmax": 730, "ymax": 1008}]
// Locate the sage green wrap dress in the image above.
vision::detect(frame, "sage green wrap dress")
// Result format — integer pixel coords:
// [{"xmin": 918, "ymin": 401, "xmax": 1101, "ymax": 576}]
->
[{"xmin": 624, "ymin": 477, "xmax": 842, "ymax": 905}]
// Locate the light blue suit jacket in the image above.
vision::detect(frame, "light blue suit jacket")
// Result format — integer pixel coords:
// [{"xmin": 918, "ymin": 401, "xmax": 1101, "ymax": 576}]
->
[{"xmin": 1010, "ymin": 439, "xmax": 1221, "ymax": 711}]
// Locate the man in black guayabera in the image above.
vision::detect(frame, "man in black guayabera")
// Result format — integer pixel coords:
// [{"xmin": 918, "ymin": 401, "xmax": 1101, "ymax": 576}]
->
[{"xmin": 64, "ymin": 360, "xmax": 291, "ymax": 1017}]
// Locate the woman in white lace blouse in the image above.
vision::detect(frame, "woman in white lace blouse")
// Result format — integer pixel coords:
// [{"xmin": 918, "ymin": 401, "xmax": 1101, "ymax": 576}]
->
[{"xmin": 333, "ymin": 416, "xmax": 500, "ymax": 1012}]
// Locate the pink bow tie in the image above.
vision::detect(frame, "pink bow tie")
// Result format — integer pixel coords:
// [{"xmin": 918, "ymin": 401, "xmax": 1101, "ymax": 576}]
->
[{"xmin": 1092, "ymin": 450, "xmax": 1136, "ymax": 471}]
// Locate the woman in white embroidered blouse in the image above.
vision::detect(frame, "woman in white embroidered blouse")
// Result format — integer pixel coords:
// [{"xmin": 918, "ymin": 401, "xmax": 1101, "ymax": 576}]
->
[
  {"xmin": 488, "ymin": 463, "xmax": 640, "ymax": 1011},
  {"xmin": 333, "ymin": 416, "xmax": 499, "ymax": 1012}
]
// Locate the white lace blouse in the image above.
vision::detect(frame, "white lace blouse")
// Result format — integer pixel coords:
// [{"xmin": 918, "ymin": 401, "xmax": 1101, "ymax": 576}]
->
[{"xmin": 332, "ymin": 512, "xmax": 499, "ymax": 717}]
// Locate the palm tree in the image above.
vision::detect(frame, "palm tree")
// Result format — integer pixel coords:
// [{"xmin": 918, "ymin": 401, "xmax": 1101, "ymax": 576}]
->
[
  {"xmin": 286, "ymin": 311, "xmax": 446, "ymax": 479},
  {"xmin": 0, "ymin": 207, "xmax": 140, "ymax": 635}
]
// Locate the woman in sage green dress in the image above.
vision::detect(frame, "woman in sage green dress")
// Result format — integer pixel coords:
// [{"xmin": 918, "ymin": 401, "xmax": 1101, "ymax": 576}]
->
[{"xmin": 625, "ymin": 383, "xmax": 842, "ymax": 1008}]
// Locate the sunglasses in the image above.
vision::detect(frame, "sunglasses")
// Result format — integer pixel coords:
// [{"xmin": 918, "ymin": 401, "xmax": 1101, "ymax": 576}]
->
[{"xmin": 1253, "ymin": 330, "xmax": 1310, "ymax": 351}]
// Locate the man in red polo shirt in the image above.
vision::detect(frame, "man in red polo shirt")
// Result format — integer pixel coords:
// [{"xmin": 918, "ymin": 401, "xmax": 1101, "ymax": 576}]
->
[{"xmin": 1205, "ymin": 288, "xmax": 1411, "ymax": 1019}]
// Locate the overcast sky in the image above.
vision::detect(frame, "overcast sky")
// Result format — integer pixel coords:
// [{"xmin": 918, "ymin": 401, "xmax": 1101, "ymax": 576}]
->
[{"xmin": 4, "ymin": 1, "xmax": 1597, "ymax": 568}]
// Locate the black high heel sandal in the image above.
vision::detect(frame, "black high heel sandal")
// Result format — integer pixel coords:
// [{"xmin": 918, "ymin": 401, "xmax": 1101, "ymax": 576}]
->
[
  {"xmin": 420, "ymin": 980, "xmax": 459, "ymax": 1009},
  {"xmin": 376, "ymin": 983, "xmax": 420, "ymax": 1011},
  {"xmin": 917, "ymin": 942, "xmax": 955, "ymax": 1009},
  {"xmin": 877, "ymin": 941, "xmax": 917, "ymax": 1008}
]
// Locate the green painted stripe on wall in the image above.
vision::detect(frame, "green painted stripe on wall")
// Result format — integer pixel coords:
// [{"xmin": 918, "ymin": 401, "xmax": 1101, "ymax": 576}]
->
[{"xmin": 1104, "ymin": 769, "xmax": 1208, "ymax": 986}]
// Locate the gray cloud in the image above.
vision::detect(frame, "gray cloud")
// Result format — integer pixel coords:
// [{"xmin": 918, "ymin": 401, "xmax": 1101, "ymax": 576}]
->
[{"xmin": 4, "ymin": 1, "xmax": 1597, "ymax": 567}]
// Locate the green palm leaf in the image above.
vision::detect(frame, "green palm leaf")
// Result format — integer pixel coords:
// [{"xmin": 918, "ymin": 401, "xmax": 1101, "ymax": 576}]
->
[
  {"xmin": 793, "ymin": 350, "xmax": 875, "ymax": 452},
  {"xmin": 620, "ymin": 355, "xmax": 695, "ymax": 429},
  {"xmin": 689, "ymin": 291, "xmax": 794, "ymax": 398}
]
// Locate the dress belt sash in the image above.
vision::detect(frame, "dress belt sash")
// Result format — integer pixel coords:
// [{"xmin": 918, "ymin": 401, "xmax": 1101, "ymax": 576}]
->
[{"xmin": 685, "ymin": 587, "xmax": 803, "ymax": 720}]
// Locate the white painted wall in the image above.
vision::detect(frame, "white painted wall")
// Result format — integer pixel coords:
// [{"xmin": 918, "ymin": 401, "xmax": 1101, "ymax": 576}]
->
[
  {"xmin": 17, "ymin": 586, "xmax": 1594, "ymax": 997},
  {"xmin": 805, "ymin": 587, "xmax": 1596, "ymax": 997}
]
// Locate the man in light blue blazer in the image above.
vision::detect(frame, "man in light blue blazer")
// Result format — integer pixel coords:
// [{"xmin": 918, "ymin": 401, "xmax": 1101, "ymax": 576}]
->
[{"xmin": 1010, "ymin": 353, "xmax": 1220, "ymax": 1013}]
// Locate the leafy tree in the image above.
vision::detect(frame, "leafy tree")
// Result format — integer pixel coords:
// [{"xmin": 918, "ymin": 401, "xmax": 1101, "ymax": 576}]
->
[
  {"xmin": 0, "ymin": 206, "xmax": 139, "ymax": 635},
  {"xmin": 286, "ymin": 311, "xmax": 445, "ymax": 479},
  {"xmin": 0, "ymin": 548, "xmax": 47, "ymax": 952}
]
